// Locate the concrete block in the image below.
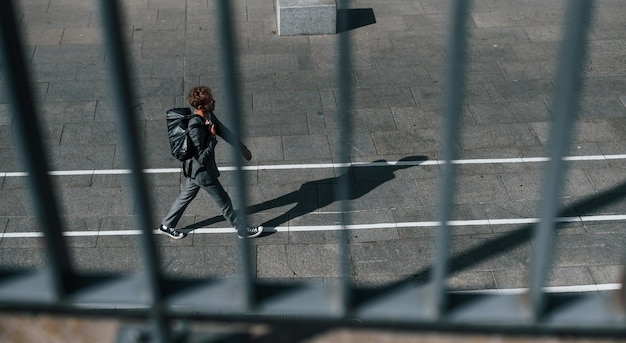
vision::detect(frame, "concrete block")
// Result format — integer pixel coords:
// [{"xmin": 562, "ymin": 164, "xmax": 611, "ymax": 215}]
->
[{"xmin": 276, "ymin": 0, "xmax": 336, "ymax": 36}]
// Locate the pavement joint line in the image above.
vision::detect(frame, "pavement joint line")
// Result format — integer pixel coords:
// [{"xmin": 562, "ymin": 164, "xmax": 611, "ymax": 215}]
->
[
  {"xmin": 2, "ymin": 153, "xmax": 626, "ymax": 178},
  {"xmin": 2, "ymin": 214, "xmax": 626, "ymax": 239}
]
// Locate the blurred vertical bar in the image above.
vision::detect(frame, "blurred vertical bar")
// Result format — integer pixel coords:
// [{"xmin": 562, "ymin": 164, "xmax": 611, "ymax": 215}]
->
[
  {"xmin": 215, "ymin": 0, "xmax": 255, "ymax": 310},
  {"xmin": 431, "ymin": 0, "xmax": 472, "ymax": 316},
  {"xmin": 530, "ymin": 0, "xmax": 593, "ymax": 319},
  {"xmin": 0, "ymin": 0, "xmax": 75, "ymax": 299},
  {"xmin": 98, "ymin": 1, "xmax": 170, "ymax": 341},
  {"xmin": 335, "ymin": 0, "xmax": 354, "ymax": 314}
]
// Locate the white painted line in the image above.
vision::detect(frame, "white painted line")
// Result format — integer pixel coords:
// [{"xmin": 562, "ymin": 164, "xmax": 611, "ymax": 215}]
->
[
  {"xmin": 3, "ymin": 154, "xmax": 626, "ymax": 178},
  {"xmin": 1, "ymin": 232, "xmax": 44, "ymax": 238},
  {"xmin": 2, "ymin": 213, "xmax": 626, "ymax": 239},
  {"xmin": 580, "ymin": 215, "xmax": 626, "ymax": 222},
  {"xmin": 453, "ymin": 283, "xmax": 622, "ymax": 295}
]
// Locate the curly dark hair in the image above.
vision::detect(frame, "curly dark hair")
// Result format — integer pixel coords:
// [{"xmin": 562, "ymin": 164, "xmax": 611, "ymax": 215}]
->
[{"xmin": 188, "ymin": 86, "xmax": 213, "ymax": 112}]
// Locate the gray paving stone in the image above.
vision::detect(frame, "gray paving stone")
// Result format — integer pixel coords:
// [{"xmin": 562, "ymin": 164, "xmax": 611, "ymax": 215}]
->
[
  {"xmin": 325, "ymin": 108, "xmax": 398, "ymax": 132},
  {"xmin": 547, "ymin": 266, "xmax": 595, "ymax": 287},
  {"xmin": 352, "ymin": 32, "xmax": 393, "ymax": 51},
  {"xmin": 485, "ymin": 80, "xmax": 554, "ymax": 102},
  {"xmin": 492, "ymin": 268, "xmax": 529, "ymax": 289},
  {"xmin": 0, "ymin": 248, "xmax": 44, "ymax": 270},
  {"xmin": 523, "ymin": 25, "xmax": 563, "ymax": 43},
  {"xmin": 350, "ymin": 239, "xmax": 433, "ymax": 277},
  {"xmin": 553, "ymin": 233, "xmax": 626, "ymax": 267},
  {"xmin": 160, "ymin": 245, "xmax": 240, "ymax": 278},
  {"xmin": 465, "ymin": 43, "xmax": 520, "ymax": 63},
  {"xmin": 499, "ymin": 61, "xmax": 555, "ymax": 81},
  {"xmin": 501, "ymin": 168, "xmax": 595, "ymax": 202},
  {"xmin": 584, "ymin": 222, "xmax": 626, "ymax": 235},
  {"xmin": 588, "ymin": 264, "xmax": 623, "ymax": 284},
  {"xmin": 257, "ymin": 243, "xmax": 341, "ymax": 278},
  {"xmin": 371, "ymin": 48, "xmax": 444, "ymax": 69},
  {"xmin": 454, "ymin": 174, "xmax": 511, "ymax": 205},
  {"xmin": 583, "ymin": 77, "xmax": 626, "ymax": 99},
  {"xmin": 463, "ymin": 123, "xmax": 542, "ymax": 149},
  {"xmin": 0, "ymin": 190, "xmax": 32, "ymax": 217},
  {"xmin": 355, "ymin": 66, "xmax": 433, "ymax": 88},
  {"xmin": 320, "ymin": 179, "xmax": 423, "ymax": 212},
  {"xmin": 328, "ymin": 131, "xmax": 378, "ymax": 157},
  {"xmin": 124, "ymin": 8, "xmax": 159, "ymax": 26},
  {"xmin": 61, "ymin": 27, "xmax": 103, "ymax": 45},
  {"xmin": 448, "ymin": 232, "xmax": 533, "ymax": 273},
  {"xmin": 447, "ymin": 270, "xmax": 496, "ymax": 291},
  {"xmin": 253, "ymin": 90, "xmax": 323, "ymax": 114},
  {"xmin": 22, "ymin": 28, "xmax": 64, "ymax": 46},
  {"xmin": 40, "ymin": 101, "xmax": 98, "ymax": 123},
  {"xmin": 48, "ymin": 145, "xmax": 116, "ymax": 170},
  {"xmin": 72, "ymin": 247, "xmax": 140, "ymax": 274},
  {"xmin": 240, "ymin": 54, "xmax": 301, "ymax": 75},
  {"xmin": 46, "ymin": 80, "xmax": 111, "ymax": 102},
  {"xmin": 247, "ymin": 109, "xmax": 309, "ymax": 137},
  {"xmin": 282, "ymin": 135, "xmax": 331, "ymax": 160},
  {"xmin": 354, "ymin": 87, "xmax": 415, "ymax": 109},
  {"xmin": 275, "ymin": 70, "xmax": 318, "ymax": 91},
  {"xmin": 373, "ymin": 128, "xmax": 438, "ymax": 155},
  {"xmin": 468, "ymin": 100, "xmax": 549, "ymax": 125},
  {"xmin": 392, "ymin": 106, "xmax": 440, "ymax": 130},
  {"xmin": 60, "ymin": 121, "xmax": 118, "ymax": 146},
  {"xmin": 471, "ymin": 9, "xmax": 565, "ymax": 28},
  {"xmin": 583, "ymin": 167, "xmax": 626, "ymax": 195},
  {"xmin": 59, "ymin": 187, "xmax": 136, "ymax": 216},
  {"xmin": 429, "ymin": 61, "xmax": 507, "ymax": 83}
]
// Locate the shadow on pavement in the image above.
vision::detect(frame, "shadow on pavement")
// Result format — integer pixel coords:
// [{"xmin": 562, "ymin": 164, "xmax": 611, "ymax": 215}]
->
[
  {"xmin": 354, "ymin": 178, "xmax": 626, "ymax": 307},
  {"xmin": 336, "ymin": 8, "xmax": 376, "ymax": 33},
  {"xmin": 188, "ymin": 155, "xmax": 429, "ymax": 234}
]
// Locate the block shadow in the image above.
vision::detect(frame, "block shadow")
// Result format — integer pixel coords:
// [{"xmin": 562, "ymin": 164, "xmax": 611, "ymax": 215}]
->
[{"xmin": 336, "ymin": 8, "xmax": 376, "ymax": 33}]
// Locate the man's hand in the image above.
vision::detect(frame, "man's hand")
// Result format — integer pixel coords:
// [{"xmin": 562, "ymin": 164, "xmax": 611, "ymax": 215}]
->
[
  {"xmin": 242, "ymin": 147, "xmax": 252, "ymax": 161},
  {"xmin": 205, "ymin": 120, "xmax": 217, "ymax": 136}
]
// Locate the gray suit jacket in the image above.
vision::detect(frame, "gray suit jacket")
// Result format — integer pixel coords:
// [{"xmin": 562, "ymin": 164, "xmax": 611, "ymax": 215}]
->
[{"xmin": 183, "ymin": 111, "xmax": 246, "ymax": 186}]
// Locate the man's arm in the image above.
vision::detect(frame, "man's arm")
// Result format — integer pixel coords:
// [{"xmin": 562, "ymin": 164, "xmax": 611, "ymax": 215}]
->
[
  {"xmin": 188, "ymin": 116, "xmax": 216, "ymax": 165},
  {"xmin": 211, "ymin": 113, "xmax": 252, "ymax": 161}
]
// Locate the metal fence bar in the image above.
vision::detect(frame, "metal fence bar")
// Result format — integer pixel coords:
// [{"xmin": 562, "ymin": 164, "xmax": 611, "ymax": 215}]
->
[
  {"xmin": 0, "ymin": 0, "xmax": 75, "ymax": 300},
  {"xmin": 431, "ymin": 0, "xmax": 472, "ymax": 317},
  {"xmin": 215, "ymin": 0, "xmax": 256, "ymax": 310},
  {"xmin": 529, "ymin": 0, "xmax": 595, "ymax": 319},
  {"xmin": 335, "ymin": 0, "xmax": 355, "ymax": 314},
  {"xmin": 98, "ymin": 1, "xmax": 170, "ymax": 341}
]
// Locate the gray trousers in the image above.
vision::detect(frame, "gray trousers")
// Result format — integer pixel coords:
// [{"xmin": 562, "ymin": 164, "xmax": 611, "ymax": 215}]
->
[{"xmin": 161, "ymin": 177, "xmax": 242, "ymax": 230}]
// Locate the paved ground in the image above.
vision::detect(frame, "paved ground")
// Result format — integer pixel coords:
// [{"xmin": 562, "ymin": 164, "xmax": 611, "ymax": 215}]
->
[{"xmin": 1, "ymin": 0, "xmax": 626, "ymax": 298}]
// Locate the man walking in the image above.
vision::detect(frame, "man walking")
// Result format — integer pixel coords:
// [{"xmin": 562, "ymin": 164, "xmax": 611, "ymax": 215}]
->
[{"xmin": 158, "ymin": 86, "xmax": 263, "ymax": 239}]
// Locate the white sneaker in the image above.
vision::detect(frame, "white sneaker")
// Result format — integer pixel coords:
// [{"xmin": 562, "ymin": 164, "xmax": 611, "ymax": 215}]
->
[
  {"xmin": 158, "ymin": 224, "xmax": 186, "ymax": 239},
  {"xmin": 237, "ymin": 226, "xmax": 263, "ymax": 239}
]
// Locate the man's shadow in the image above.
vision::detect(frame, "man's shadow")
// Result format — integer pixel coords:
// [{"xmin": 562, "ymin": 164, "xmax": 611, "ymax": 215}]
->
[{"xmin": 188, "ymin": 155, "xmax": 428, "ymax": 234}]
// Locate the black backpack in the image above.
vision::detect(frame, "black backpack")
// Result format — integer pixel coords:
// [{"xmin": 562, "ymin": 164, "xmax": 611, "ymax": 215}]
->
[{"xmin": 166, "ymin": 108, "xmax": 201, "ymax": 162}]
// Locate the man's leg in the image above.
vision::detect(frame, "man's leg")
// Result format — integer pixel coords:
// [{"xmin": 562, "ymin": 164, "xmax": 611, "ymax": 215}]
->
[
  {"xmin": 200, "ymin": 179, "xmax": 242, "ymax": 230},
  {"xmin": 162, "ymin": 177, "xmax": 200, "ymax": 229},
  {"xmin": 201, "ymin": 180, "xmax": 263, "ymax": 238}
]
